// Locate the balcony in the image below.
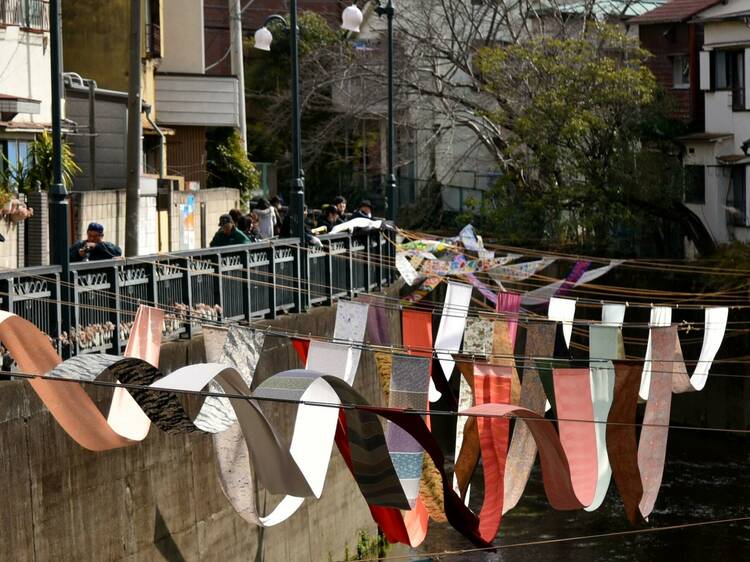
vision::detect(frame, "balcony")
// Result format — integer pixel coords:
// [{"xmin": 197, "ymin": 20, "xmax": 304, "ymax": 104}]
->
[{"xmin": 0, "ymin": 0, "xmax": 49, "ymax": 32}]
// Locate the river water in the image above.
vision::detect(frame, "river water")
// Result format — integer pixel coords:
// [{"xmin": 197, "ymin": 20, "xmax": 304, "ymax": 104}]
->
[{"xmin": 395, "ymin": 432, "xmax": 749, "ymax": 561}]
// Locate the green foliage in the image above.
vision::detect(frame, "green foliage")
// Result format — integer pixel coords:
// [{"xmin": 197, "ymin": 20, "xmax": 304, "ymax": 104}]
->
[
  {"xmin": 0, "ymin": 132, "xmax": 81, "ymax": 194},
  {"xmin": 206, "ymin": 128, "xmax": 261, "ymax": 207},
  {"xmin": 470, "ymin": 25, "xmax": 688, "ymax": 253},
  {"xmin": 341, "ymin": 529, "xmax": 389, "ymax": 561}
]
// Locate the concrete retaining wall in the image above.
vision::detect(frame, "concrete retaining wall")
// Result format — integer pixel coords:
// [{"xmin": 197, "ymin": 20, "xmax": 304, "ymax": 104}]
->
[{"xmin": 0, "ymin": 300, "xmax": 401, "ymax": 562}]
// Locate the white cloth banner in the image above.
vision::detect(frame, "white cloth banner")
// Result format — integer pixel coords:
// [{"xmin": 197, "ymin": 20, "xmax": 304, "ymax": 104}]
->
[
  {"xmin": 432, "ymin": 282, "xmax": 473, "ymax": 402},
  {"xmin": 331, "ymin": 218, "xmax": 383, "ymax": 233},
  {"xmin": 548, "ymin": 297, "xmax": 577, "ymax": 348},
  {"xmin": 585, "ymin": 303, "xmax": 626, "ymax": 512}
]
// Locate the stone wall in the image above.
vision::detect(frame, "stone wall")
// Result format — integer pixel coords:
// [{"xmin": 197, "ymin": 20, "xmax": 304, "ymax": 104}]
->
[{"xmin": 0, "ymin": 299, "xmax": 401, "ymax": 562}]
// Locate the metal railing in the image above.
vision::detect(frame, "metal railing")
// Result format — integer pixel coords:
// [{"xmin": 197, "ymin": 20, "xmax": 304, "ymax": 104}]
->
[
  {"xmin": 0, "ymin": 230, "xmax": 396, "ymax": 358},
  {"xmin": 0, "ymin": 0, "xmax": 49, "ymax": 32}
]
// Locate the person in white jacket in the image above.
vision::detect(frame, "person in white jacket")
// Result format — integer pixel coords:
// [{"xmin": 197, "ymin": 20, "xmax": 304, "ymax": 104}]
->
[{"xmin": 254, "ymin": 198, "xmax": 277, "ymax": 239}]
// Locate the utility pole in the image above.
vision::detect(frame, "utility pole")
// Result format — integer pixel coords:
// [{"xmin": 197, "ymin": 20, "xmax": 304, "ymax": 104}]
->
[
  {"xmin": 125, "ymin": 0, "xmax": 143, "ymax": 257},
  {"xmin": 229, "ymin": 0, "xmax": 247, "ymax": 150},
  {"xmin": 48, "ymin": 0, "xmax": 71, "ymax": 336}
]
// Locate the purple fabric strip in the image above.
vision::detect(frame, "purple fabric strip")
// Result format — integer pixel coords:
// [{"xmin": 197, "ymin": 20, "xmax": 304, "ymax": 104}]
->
[
  {"xmin": 556, "ymin": 261, "xmax": 592, "ymax": 298},
  {"xmin": 359, "ymin": 295, "xmax": 390, "ymax": 346}
]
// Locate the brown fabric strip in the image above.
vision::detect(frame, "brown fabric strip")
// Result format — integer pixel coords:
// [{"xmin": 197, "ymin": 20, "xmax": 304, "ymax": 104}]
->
[
  {"xmin": 606, "ymin": 361, "xmax": 644, "ymax": 525},
  {"xmin": 454, "ymin": 360, "xmax": 479, "ymax": 500}
]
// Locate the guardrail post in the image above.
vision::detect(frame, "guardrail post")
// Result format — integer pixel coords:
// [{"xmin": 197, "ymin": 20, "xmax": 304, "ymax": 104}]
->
[
  {"xmin": 213, "ymin": 251, "xmax": 224, "ymax": 323},
  {"xmin": 325, "ymin": 240, "xmax": 333, "ymax": 306},
  {"xmin": 182, "ymin": 257, "xmax": 193, "ymax": 339},
  {"xmin": 109, "ymin": 263, "xmax": 122, "ymax": 354},
  {"xmin": 294, "ymin": 241, "xmax": 303, "ymax": 313},
  {"xmin": 269, "ymin": 243, "xmax": 277, "ymax": 319},
  {"xmin": 243, "ymin": 248, "xmax": 252, "ymax": 321},
  {"xmin": 346, "ymin": 234, "xmax": 354, "ymax": 298}
]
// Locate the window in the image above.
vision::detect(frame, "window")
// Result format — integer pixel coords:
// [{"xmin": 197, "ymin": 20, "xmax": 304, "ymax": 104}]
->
[
  {"xmin": 712, "ymin": 50, "xmax": 745, "ymax": 109},
  {"xmin": 684, "ymin": 165, "xmax": 705, "ymax": 204},
  {"xmin": 672, "ymin": 55, "xmax": 690, "ymax": 89},
  {"xmin": 730, "ymin": 165, "xmax": 747, "ymax": 226},
  {"xmin": 1, "ymin": 139, "xmax": 31, "ymax": 187}
]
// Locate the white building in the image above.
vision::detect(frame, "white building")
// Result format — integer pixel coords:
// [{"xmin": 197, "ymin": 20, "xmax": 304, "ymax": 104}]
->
[
  {"xmin": 681, "ymin": 0, "xmax": 750, "ymax": 244},
  {"xmin": 0, "ymin": 0, "xmax": 51, "ymax": 177}
]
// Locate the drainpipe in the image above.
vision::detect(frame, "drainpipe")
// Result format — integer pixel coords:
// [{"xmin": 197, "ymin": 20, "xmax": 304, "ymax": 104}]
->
[{"xmin": 143, "ymin": 103, "xmax": 166, "ymax": 178}]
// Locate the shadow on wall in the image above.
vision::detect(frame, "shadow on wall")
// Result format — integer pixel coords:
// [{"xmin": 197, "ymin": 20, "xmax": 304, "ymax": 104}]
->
[{"xmin": 154, "ymin": 506, "xmax": 187, "ymax": 562}]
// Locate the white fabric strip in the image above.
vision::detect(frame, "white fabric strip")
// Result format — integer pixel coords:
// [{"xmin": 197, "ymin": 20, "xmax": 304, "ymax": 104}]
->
[
  {"xmin": 585, "ymin": 303, "xmax": 626, "ymax": 512},
  {"xmin": 548, "ymin": 297, "xmax": 576, "ymax": 348},
  {"xmin": 686, "ymin": 307, "xmax": 728, "ymax": 391},
  {"xmin": 432, "ymin": 282, "xmax": 473, "ymax": 402}
]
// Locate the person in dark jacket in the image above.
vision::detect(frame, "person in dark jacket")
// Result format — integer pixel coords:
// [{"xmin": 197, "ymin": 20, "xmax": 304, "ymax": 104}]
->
[
  {"xmin": 318, "ymin": 205, "xmax": 342, "ymax": 233},
  {"xmin": 351, "ymin": 200, "xmax": 374, "ymax": 220},
  {"xmin": 332, "ymin": 195, "xmax": 347, "ymax": 219},
  {"xmin": 69, "ymin": 222, "xmax": 122, "ymax": 262},
  {"xmin": 209, "ymin": 214, "xmax": 251, "ymax": 247}
]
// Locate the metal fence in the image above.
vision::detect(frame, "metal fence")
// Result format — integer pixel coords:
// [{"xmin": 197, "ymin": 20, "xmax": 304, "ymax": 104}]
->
[{"xmin": 0, "ymin": 230, "xmax": 396, "ymax": 358}]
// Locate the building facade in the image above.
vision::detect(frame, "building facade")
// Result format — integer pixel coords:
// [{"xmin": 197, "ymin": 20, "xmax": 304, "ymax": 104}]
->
[
  {"xmin": 0, "ymin": 0, "xmax": 51, "ymax": 177},
  {"xmin": 670, "ymin": 0, "xmax": 750, "ymax": 244}
]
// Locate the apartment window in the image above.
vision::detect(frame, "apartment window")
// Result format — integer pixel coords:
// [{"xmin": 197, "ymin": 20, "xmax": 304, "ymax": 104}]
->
[
  {"xmin": 712, "ymin": 50, "xmax": 745, "ymax": 110},
  {"xmin": 684, "ymin": 165, "xmax": 705, "ymax": 204},
  {"xmin": 730, "ymin": 165, "xmax": 747, "ymax": 225},
  {"xmin": 672, "ymin": 55, "xmax": 690, "ymax": 89}
]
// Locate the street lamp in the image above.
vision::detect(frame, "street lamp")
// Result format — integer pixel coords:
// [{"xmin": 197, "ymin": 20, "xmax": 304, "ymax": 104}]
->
[
  {"xmin": 49, "ymin": 0, "xmax": 72, "ymax": 336},
  {"xmin": 253, "ymin": 7, "xmax": 305, "ymax": 244},
  {"xmin": 342, "ymin": 1, "xmax": 397, "ymax": 222}
]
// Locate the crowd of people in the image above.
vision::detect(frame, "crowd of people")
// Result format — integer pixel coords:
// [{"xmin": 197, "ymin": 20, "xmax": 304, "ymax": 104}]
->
[
  {"xmin": 65, "ymin": 196, "xmax": 380, "ymax": 261},
  {"xmin": 210, "ymin": 195, "xmax": 379, "ymax": 248}
]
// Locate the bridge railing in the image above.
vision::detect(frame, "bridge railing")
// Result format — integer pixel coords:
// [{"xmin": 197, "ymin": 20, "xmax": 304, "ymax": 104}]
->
[{"xmin": 0, "ymin": 229, "xmax": 396, "ymax": 358}]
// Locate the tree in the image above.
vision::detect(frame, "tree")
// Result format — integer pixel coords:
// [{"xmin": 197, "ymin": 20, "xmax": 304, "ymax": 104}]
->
[{"xmin": 206, "ymin": 128, "xmax": 261, "ymax": 207}]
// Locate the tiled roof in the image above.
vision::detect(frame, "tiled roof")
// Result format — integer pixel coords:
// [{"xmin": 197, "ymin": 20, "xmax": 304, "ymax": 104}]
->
[{"xmin": 630, "ymin": 0, "xmax": 723, "ymax": 23}]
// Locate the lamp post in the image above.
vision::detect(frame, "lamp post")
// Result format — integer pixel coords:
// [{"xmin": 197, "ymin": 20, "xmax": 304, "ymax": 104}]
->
[
  {"xmin": 254, "ymin": 3, "xmax": 305, "ymax": 244},
  {"xmin": 48, "ymin": 0, "xmax": 71, "ymax": 335},
  {"xmin": 342, "ymin": 1, "xmax": 397, "ymax": 222}
]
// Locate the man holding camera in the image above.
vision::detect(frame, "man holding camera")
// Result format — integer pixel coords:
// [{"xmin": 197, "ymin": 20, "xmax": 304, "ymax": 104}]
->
[{"xmin": 69, "ymin": 222, "xmax": 123, "ymax": 262}]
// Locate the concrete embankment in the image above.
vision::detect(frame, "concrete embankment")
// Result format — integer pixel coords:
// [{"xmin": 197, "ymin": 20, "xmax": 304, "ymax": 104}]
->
[{"xmin": 0, "ymin": 301, "xmax": 402, "ymax": 562}]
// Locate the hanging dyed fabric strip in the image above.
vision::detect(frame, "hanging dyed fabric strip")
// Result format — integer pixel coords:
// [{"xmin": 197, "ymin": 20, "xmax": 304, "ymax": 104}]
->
[
  {"xmin": 585, "ymin": 316, "xmax": 625, "ymax": 512},
  {"xmin": 432, "ymin": 282, "xmax": 473, "ymax": 402}
]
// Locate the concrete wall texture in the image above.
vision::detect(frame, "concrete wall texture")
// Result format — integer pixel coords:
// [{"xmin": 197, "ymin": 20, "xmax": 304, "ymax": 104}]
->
[{"xmin": 0, "ymin": 301, "xmax": 401, "ymax": 561}]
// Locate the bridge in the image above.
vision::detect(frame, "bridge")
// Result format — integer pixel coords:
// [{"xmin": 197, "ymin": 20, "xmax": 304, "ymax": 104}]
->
[{"xmin": 0, "ymin": 229, "xmax": 395, "ymax": 357}]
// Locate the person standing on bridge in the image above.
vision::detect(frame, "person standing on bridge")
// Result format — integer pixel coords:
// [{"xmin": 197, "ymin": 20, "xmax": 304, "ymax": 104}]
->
[
  {"xmin": 210, "ymin": 214, "xmax": 251, "ymax": 247},
  {"xmin": 69, "ymin": 222, "xmax": 122, "ymax": 262}
]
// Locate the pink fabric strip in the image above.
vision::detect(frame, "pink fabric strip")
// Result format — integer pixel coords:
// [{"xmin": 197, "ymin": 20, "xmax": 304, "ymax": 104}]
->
[
  {"xmin": 496, "ymin": 292, "xmax": 521, "ymax": 347},
  {"xmin": 551, "ymin": 368, "xmax": 598, "ymax": 506},
  {"xmin": 473, "ymin": 363, "xmax": 511, "ymax": 541},
  {"xmin": 637, "ymin": 326, "xmax": 676, "ymax": 519}
]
